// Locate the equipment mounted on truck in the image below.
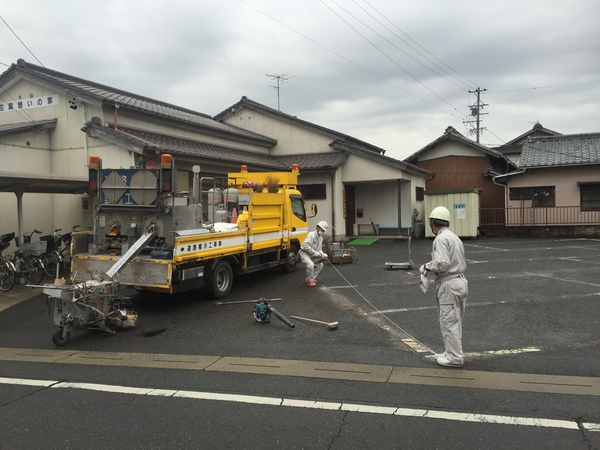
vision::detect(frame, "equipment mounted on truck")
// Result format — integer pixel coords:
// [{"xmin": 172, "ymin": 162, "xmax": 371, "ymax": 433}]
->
[{"xmin": 70, "ymin": 154, "xmax": 316, "ymax": 299}]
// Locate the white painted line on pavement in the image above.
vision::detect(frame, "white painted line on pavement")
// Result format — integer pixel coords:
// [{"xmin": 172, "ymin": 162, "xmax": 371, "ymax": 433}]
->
[
  {"xmin": 1, "ymin": 376, "xmax": 598, "ymax": 432},
  {"xmin": 522, "ymin": 271, "xmax": 600, "ymax": 287},
  {"xmin": 0, "ymin": 376, "xmax": 57, "ymax": 387},
  {"xmin": 374, "ymin": 292, "xmax": 600, "ymax": 315}
]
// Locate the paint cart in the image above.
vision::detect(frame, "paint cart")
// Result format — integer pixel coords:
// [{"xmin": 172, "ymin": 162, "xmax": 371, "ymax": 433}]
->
[
  {"xmin": 325, "ymin": 238, "xmax": 358, "ymax": 264},
  {"xmin": 385, "ymin": 237, "xmax": 414, "ymax": 270}
]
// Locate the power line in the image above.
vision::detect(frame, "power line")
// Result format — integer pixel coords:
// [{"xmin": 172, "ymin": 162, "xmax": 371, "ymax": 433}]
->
[
  {"xmin": 0, "ymin": 12, "xmax": 46, "ymax": 129},
  {"xmin": 357, "ymin": 0, "xmax": 477, "ymax": 91},
  {"xmin": 322, "ymin": 0, "xmax": 468, "ymax": 119},
  {"xmin": 487, "ymin": 80, "xmax": 600, "ymax": 94},
  {"xmin": 0, "ymin": 90, "xmax": 42, "ymax": 126},
  {"xmin": 0, "ymin": 13, "xmax": 48, "ymax": 126},
  {"xmin": 239, "ymin": 0, "xmax": 452, "ymax": 115},
  {"xmin": 482, "ymin": 129, "xmax": 506, "ymax": 146},
  {"xmin": 0, "ymin": 14, "xmax": 44, "ymax": 67},
  {"xmin": 349, "ymin": 0, "xmax": 468, "ymax": 91}
]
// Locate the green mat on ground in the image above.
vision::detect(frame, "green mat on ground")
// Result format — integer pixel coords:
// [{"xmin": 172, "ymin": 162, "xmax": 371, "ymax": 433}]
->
[{"xmin": 347, "ymin": 237, "xmax": 380, "ymax": 246}]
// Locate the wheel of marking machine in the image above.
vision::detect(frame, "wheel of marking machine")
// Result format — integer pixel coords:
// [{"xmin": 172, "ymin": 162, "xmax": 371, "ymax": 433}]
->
[{"xmin": 52, "ymin": 328, "xmax": 71, "ymax": 346}]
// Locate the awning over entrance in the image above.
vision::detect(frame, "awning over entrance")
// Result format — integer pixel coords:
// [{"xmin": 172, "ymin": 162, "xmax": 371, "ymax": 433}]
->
[
  {"xmin": 0, "ymin": 119, "xmax": 58, "ymax": 137},
  {"xmin": 0, "ymin": 171, "xmax": 88, "ymax": 194},
  {"xmin": 0, "ymin": 172, "xmax": 89, "ymax": 246}
]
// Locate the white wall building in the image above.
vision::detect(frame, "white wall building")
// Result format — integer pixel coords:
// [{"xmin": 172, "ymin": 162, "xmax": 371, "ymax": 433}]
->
[
  {"xmin": 1, "ymin": 60, "xmax": 431, "ymax": 243},
  {"xmin": 215, "ymin": 97, "xmax": 431, "ymax": 238}
]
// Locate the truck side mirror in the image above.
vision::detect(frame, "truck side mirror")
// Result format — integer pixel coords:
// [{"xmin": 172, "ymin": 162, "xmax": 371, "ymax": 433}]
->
[{"xmin": 310, "ymin": 204, "xmax": 318, "ymax": 218}]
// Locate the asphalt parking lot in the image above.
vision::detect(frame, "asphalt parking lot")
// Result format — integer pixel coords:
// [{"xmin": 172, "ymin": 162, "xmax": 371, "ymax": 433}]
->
[
  {"xmin": 1, "ymin": 236, "xmax": 599, "ymax": 449},
  {"xmin": 1, "ymin": 236, "xmax": 599, "ymax": 378}
]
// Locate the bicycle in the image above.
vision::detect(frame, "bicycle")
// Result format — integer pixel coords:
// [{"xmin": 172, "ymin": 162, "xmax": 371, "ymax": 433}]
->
[
  {"xmin": 0, "ymin": 233, "xmax": 16, "ymax": 291},
  {"xmin": 40, "ymin": 225, "xmax": 80, "ymax": 278},
  {"xmin": 0, "ymin": 230, "xmax": 46, "ymax": 289}
]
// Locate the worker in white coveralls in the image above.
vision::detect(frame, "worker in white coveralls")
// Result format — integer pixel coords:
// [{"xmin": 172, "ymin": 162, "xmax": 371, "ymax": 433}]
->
[
  {"xmin": 300, "ymin": 220, "xmax": 329, "ymax": 287},
  {"xmin": 420, "ymin": 206, "xmax": 468, "ymax": 368}
]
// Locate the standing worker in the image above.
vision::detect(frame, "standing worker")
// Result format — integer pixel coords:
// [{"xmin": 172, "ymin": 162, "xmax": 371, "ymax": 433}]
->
[
  {"xmin": 420, "ymin": 206, "xmax": 468, "ymax": 368},
  {"xmin": 300, "ymin": 220, "xmax": 329, "ymax": 287}
]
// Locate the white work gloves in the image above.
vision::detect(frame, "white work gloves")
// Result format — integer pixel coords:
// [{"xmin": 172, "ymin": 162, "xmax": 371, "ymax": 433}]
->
[
  {"xmin": 418, "ymin": 263, "xmax": 434, "ymax": 294},
  {"xmin": 310, "ymin": 250, "xmax": 327, "ymax": 261}
]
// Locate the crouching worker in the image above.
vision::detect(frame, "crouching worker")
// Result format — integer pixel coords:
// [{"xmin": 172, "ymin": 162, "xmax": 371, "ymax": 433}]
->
[{"xmin": 300, "ymin": 220, "xmax": 329, "ymax": 287}]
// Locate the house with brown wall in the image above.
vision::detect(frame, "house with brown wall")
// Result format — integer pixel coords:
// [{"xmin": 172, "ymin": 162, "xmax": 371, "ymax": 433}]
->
[{"xmin": 404, "ymin": 126, "xmax": 518, "ymax": 223}]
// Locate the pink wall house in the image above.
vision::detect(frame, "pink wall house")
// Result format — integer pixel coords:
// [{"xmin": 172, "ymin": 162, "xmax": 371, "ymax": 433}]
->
[{"xmin": 493, "ymin": 133, "xmax": 600, "ymax": 226}]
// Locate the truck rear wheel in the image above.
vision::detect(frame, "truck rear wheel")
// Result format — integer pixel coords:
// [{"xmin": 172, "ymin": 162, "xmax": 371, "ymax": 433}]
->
[{"xmin": 211, "ymin": 260, "xmax": 233, "ymax": 299}]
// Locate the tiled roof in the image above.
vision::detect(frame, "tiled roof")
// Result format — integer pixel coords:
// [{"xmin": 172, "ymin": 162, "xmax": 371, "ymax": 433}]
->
[
  {"xmin": 83, "ymin": 119, "xmax": 354, "ymax": 172},
  {"xmin": 519, "ymin": 133, "xmax": 600, "ymax": 168},
  {"xmin": 101, "ymin": 124, "xmax": 287, "ymax": 170},
  {"xmin": 83, "ymin": 120, "xmax": 351, "ymax": 173},
  {"xmin": 494, "ymin": 144, "xmax": 522, "ymax": 156},
  {"xmin": 216, "ymin": 97, "xmax": 430, "ymax": 177},
  {"xmin": 502, "ymin": 122, "xmax": 561, "ymax": 146},
  {"xmin": 275, "ymin": 152, "xmax": 348, "ymax": 170},
  {"xmin": 404, "ymin": 126, "xmax": 518, "ymax": 171},
  {"xmin": 215, "ymin": 96, "xmax": 386, "ymax": 155},
  {"xmin": 3, "ymin": 60, "xmax": 274, "ymax": 145},
  {"xmin": 331, "ymin": 139, "xmax": 433, "ymax": 177}
]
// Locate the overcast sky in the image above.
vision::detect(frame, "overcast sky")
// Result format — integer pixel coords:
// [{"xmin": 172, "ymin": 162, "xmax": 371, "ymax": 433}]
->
[{"xmin": 1, "ymin": 1, "xmax": 599, "ymax": 160}]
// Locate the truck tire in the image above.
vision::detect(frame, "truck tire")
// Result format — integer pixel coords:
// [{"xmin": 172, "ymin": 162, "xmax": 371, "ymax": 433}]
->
[
  {"xmin": 211, "ymin": 260, "xmax": 233, "ymax": 299},
  {"xmin": 282, "ymin": 245, "xmax": 299, "ymax": 273}
]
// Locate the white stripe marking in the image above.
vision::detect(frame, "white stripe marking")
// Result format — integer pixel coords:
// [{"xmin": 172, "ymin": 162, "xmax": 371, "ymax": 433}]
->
[
  {"xmin": 2, "ymin": 376, "xmax": 597, "ymax": 432},
  {"xmin": 0, "ymin": 376, "xmax": 57, "ymax": 387}
]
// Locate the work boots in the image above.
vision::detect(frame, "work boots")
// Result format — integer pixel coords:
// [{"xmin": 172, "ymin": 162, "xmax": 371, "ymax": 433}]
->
[{"xmin": 304, "ymin": 278, "xmax": 317, "ymax": 287}]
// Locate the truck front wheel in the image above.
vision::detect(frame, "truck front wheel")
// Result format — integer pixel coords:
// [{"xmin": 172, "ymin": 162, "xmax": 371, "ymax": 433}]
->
[
  {"xmin": 282, "ymin": 245, "xmax": 299, "ymax": 273},
  {"xmin": 211, "ymin": 260, "xmax": 233, "ymax": 299}
]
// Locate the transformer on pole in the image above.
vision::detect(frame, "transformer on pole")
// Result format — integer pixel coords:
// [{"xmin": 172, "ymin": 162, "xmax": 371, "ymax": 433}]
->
[{"xmin": 463, "ymin": 87, "xmax": 488, "ymax": 143}]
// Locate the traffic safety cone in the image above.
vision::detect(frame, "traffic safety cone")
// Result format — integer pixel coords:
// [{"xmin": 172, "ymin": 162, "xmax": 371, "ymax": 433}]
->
[{"xmin": 231, "ymin": 207, "xmax": 238, "ymax": 224}]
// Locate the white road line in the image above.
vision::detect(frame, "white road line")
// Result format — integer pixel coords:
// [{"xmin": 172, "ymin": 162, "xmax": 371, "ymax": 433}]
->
[
  {"xmin": 1, "ymin": 376, "xmax": 596, "ymax": 432},
  {"xmin": 522, "ymin": 271, "xmax": 600, "ymax": 287},
  {"xmin": 373, "ymin": 293, "xmax": 600, "ymax": 315},
  {"xmin": 423, "ymin": 348, "xmax": 542, "ymax": 360}
]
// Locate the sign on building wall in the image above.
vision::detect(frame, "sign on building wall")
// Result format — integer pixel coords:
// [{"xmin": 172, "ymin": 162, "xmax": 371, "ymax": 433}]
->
[
  {"xmin": 453, "ymin": 203, "xmax": 466, "ymax": 219},
  {"xmin": 0, "ymin": 95, "xmax": 60, "ymax": 113}
]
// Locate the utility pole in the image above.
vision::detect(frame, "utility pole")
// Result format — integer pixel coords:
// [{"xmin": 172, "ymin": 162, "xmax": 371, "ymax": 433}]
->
[
  {"xmin": 266, "ymin": 73, "xmax": 296, "ymax": 111},
  {"xmin": 463, "ymin": 87, "xmax": 488, "ymax": 143}
]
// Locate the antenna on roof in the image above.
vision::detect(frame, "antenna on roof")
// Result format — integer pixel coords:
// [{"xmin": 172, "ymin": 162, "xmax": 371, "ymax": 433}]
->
[{"xmin": 266, "ymin": 73, "xmax": 296, "ymax": 111}]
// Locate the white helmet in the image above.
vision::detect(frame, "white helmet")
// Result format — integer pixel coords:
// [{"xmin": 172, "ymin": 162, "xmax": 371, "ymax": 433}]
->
[
  {"xmin": 317, "ymin": 220, "xmax": 328, "ymax": 232},
  {"xmin": 429, "ymin": 206, "xmax": 451, "ymax": 223}
]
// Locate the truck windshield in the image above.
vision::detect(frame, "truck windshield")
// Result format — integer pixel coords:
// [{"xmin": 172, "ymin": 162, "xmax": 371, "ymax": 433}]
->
[{"xmin": 290, "ymin": 195, "xmax": 306, "ymax": 221}]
